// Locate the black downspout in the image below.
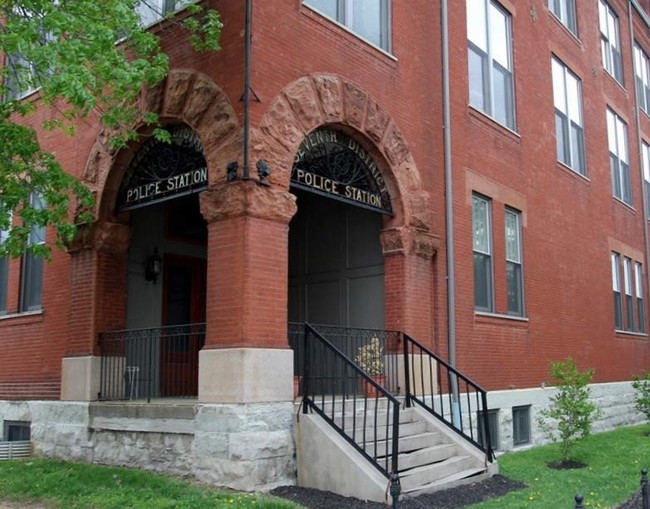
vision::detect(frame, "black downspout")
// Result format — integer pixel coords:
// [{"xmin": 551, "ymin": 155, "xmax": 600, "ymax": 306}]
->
[{"xmin": 243, "ymin": 0, "xmax": 252, "ymax": 180}]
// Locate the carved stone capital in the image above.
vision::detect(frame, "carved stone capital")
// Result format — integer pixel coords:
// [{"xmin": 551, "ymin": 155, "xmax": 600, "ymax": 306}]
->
[
  {"xmin": 67, "ymin": 221, "xmax": 131, "ymax": 256},
  {"xmin": 199, "ymin": 181, "xmax": 297, "ymax": 225},
  {"xmin": 380, "ymin": 227, "xmax": 440, "ymax": 260}
]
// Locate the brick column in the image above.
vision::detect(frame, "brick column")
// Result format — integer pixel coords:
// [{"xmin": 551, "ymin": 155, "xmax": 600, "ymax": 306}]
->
[
  {"xmin": 61, "ymin": 221, "xmax": 130, "ymax": 401},
  {"xmin": 197, "ymin": 181, "xmax": 297, "ymax": 403},
  {"xmin": 380, "ymin": 226, "xmax": 439, "ymax": 343}
]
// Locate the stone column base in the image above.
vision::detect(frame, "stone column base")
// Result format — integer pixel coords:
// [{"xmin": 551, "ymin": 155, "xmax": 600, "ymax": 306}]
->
[
  {"xmin": 198, "ymin": 348, "xmax": 294, "ymax": 403},
  {"xmin": 61, "ymin": 356, "xmax": 102, "ymax": 401}
]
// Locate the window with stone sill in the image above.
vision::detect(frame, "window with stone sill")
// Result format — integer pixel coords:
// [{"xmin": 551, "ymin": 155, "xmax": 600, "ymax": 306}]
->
[
  {"xmin": 303, "ymin": 0, "xmax": 391, "ymax": 52},
  {"xmin": 599, "ymin": 0, "xmax": 623, "ymax": 84}
]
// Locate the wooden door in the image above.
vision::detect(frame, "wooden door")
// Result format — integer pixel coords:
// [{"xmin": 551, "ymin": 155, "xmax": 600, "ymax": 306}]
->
[{"xmin": 161, "ymin": 254, "xmax": 206, "ymax": 396}]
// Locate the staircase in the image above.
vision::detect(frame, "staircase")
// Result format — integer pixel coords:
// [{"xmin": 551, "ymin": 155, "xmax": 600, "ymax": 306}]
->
[
  {"xmin": 296, "ymin": 399, "xmax": 494, "ymax": 504},
  {"xmin": 291, "ymin": 323, "xmax": 497, "ymax": 505}
]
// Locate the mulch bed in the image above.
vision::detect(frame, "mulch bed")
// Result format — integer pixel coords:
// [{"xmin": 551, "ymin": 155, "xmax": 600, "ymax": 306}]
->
[{"xmin": 271, "ymin": 474, "xmax": 526, "ymax": 509}]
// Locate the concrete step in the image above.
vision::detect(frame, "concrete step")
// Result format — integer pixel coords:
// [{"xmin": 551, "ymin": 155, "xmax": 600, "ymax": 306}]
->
[
  {"xmin": 349, "ymin": 420, "xmax": 428, "ymax": 441},
  {"xmin": 333, "ymin": 407, "xmax": 417, "ymax": 428},
  {"xmin": 396, "ymin": 443, "xmax": 458, "ymax": 471},
  {"xmin": 365, "ymin": 431, "xmax": 444, "ymax": 457},
  {"xmin": 402, "ymin": 466, "xmax": 488, "ymax": 495},
  {"xmin": 399, "ymin": 455, "xmax": 475, "ymax": 492}
]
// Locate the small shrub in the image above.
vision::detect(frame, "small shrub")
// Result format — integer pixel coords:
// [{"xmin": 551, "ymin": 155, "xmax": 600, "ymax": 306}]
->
[
  {"xmin": 631, "ymin": 372, "xmax": 650, "ymax": 423},
  {"xmin": 538, "ymin": 357, "xmax": 600, "ymax": 463}
]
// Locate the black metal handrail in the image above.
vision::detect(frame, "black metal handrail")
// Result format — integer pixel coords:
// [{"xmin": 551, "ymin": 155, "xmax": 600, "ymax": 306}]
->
[
  {"xmin": 300, "ymin": 323, "xmax": 402, "ymax": 482},
  {"xmin": 289, "ymin": 322, "xmax": 402, "ymax": 396},
  {"xmin": 403, "ymin": 333, "xmax": 494, "ymax": 462},
  {"xmin": 98, "ymin": 323, "xmax": 205, "ymax": 402}
]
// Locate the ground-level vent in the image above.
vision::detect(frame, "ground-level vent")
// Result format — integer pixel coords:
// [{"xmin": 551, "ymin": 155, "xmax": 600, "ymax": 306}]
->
[{"xmin": 0, "ymin": 441, "xmax": 31, "ymax": 460}]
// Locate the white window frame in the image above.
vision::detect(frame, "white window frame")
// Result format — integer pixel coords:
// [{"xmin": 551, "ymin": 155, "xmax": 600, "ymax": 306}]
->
[
  {"xmin": 634, "ymin": 44, "xmax": 650, "ymax": 115},
  {"xmin": 607, "ymin": 109, "xmax": 632, "ymax": 205},
  {"xmin": 473, "ymin": 194, "xmax": 494, "ymax": 312},
  {"xmin": 643, "ymin": 142, "xmax": 650, "ymax": 219},
  {"xmin": 19, "ymin": 193, "xmax": 45, "ymax": 312},
  {"xmin": 612, "ymin": 252, "xmax": 623, "ymax": 330},
  {"xmin": 303, "ymin": 0, "xmax": 391, "ymax": 52},
  {"xmin": 548, "ymin": 0, "xmax": 577, "ymax": 35},
  {"xmin": 636, "ymin": 262, "xmax": 645, "ymax": 333},
  {"xmin": 505, "ymin": 207, "xmax": 524, "ymax": 316},
  {"xmin": 599, "ymin": 0, "xmax": 623, "ymax": 83},
  {"xmin": 624, "ymin": 257, "xmax": 634, "ymax": 331},
  {"xmin": 552, "ymin": 57, "xmax": 585, "ymax": 175},
  {"xmin": 467, "ymin": 0, "xmax": 516, "ymax": 130}
]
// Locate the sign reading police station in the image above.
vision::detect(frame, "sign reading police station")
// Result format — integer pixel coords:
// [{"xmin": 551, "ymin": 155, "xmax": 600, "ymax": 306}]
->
[
  {"xmin": 291, "ymin": 129, "xmax": 392, "ymax": 215},
  {"xmin": 117, "ymin": 126, "xmax": 208, "ymax": 211}
]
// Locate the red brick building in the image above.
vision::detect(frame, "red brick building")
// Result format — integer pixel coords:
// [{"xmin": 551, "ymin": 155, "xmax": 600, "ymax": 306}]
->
[{"xmin": 1, "ymin": 0, "xmax": 650, "ymax": 500}]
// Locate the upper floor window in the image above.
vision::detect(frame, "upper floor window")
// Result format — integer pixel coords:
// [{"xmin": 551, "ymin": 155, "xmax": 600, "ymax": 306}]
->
[
  {"xmin": 0, "ymin": 214, "xmax": 9, "ymax": 314},
  {"xmin": 612, "ymin": 252, "xmax": 623, "ymax": 330},
  {"xmin": 303, "ymin": 0, "xmax": 391, "ymax": 52},
  {"xmin": 136, "ymin": 0, "xmax": 193, "ymax": 27},
  {"xmin": 552, "ymin": 57, "xmax": 585, "ymax": 175},
  {"xmin": 548, "ymin": 0, "xmax": 577, "ymax": 35},
  {"xmin": 20, "ymin": 193, "xmax": 45, "ymax": 312},
  {"xmin": 634, "ymin": 45, "xmax": 650, "ymax": 115},
  {"xmin": 599, "ymin": 0, "xmax": 623, "ymax": 83},
  {"xmin": 642, "ymin": 142, "xmax": 650, "ymax": 219},
  {"xmin": 636, "ymin": 262, "xmax": 646, "ymax": 333},
  {"xmin": 612, "ymin": 252, "xmax": 646, "ymax": 333},
  {"xmin": 505, "ymin": 208, "xmax": 524, "ymax": 316},
  {"xmin": 4, "ymin": 54, "xmax": 40, "ymax": 100},
  {"xmin": 473, "ymin": 194, "xmax": 493, "ymax": 312},
  {"xmin": 467, "ymin": 0, "xmax": 515, "ymax": 130},
  {"xmin": 607, "ymin": 109, "xmax": 632, "ymax": 205}
]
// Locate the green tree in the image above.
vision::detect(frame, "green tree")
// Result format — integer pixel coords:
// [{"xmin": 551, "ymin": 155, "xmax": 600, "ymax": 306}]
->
[
  {"xmin": 0, "ymin": 0, "xmax": 222, "ymax": 258},
  {"xmin": 538, "ymin": 357, "xmax": 600, "ymax": 463},
  {"xmin": 631, "ymin": 372, "xmax": 650, "ymax": 423}
]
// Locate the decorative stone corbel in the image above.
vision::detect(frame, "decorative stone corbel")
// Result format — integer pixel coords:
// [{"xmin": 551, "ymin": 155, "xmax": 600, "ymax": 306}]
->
[
  {"xmin": 66, "ymin": 221, "xmax": 131, "ymax": 256},
  {"xmin": 380, "ymin": 226, "xmax": 440, "ymax": 260},
  {"xmin": 199, "ymin": 180, "xmax": 297, "ymax": 225}
]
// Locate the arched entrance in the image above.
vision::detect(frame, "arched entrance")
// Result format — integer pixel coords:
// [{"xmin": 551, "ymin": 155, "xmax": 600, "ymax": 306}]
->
[
  {"xmin": 117, "ymin": 125, "xmax": 208, "ymax": 398},
  {"xmin": 288, "ymin": 128, "xmax": 391, "ymax": 329}
]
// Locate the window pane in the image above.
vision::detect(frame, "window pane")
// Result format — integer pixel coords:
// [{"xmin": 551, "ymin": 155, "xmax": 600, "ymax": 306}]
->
[
  {"xmin": 469, "ymin": 46, "xmax": 488, "ymax": 111},
  {"xmin": 472, "ymin": 196, "xmax": 490, "ymax": 253},
  {"xmin": 570, "ymin": 122, "xmax": 585, "ymax": 173},
  {"xmin": 505, "ymin": 210, "xmax": 520, "ymax": 262},
  {"xmin": 612, "ymin": 253, "xmax": 620, "ymax": 291},
  {"xmin": 512, "ymin": 406, "xmax": 531, "ymax": 446},
  {"xmin": 556, "ymin": 111, "xmax": 568, "ymax": 164},
  {"xmin": 467, "ymin": 0, "xmax": 488, "ymax": 50},
  {"xmin": 507, "ymin": 262, "xmax": 523, "ymax": 315},
  {"xmin": 351, "ymin": 0, "xmax": 383, "ymax": 47},
  {"xmin": 474, "ymin": 252, "xmax": 492, "ymax": 311},
  {"xmin": 493, "ymin": 64, "xmax": 513, "ymax": 128},
  {"xmin": 0, "ymin": 257, "xmax": 7, "ymax": 313},
  {"xmin": 21, "ymin": 253, "xmax": 43, "ymax": 311},
  {"xmin": 552, "ymin": 59, "xmax": 566, "ymax": 111},
  {"xmin": 489, "ymin": 6, "xmax": 510, "ymax": 69},
  {"xmin": 306, "ymin": 0, "xmax": 339, "ymax": 18}
]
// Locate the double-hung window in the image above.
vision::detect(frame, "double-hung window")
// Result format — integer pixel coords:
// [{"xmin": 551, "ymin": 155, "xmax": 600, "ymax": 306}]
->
[
  {"xmin": 548, "ymin": 0, "xmax": 577, "ymax": 35},
  {"xmin": 599, "ymin": 0, "xmax": 623, "ymax": 83},
  {"xmin": 624, "ymin": 257, "xmax": 634, "ymax": 331},
  {"xmin": 467, "ymin": 0, "xmax": 515, "ymax": 130},
  {"xmin": 607, "ymin": 109, "xmax": 632, "ymax": 205},
  {"xmin": 552, "ymin": 58, "xmax": 585, "ymax": 175},
  {"xmin": 473, "ymin": 194, "xmax": 493, "ymax": 312},
  {"xmin": 0, "ymin": 213, "xmax": 9, "ymax": 314},
  {"xmin": 136, "ymin": 0, "xmax": 193, "ymax": 27},
  {"xmin": 643, "ymin": 142, "xmax": 650, "ymax": 219},
  {"xmin": 303, "ymin": 0, "xmax": 391, "ymax": 52},
  {"xmin": 634, "ymin": 45, "xmax": 650, "ymax": 115},
  {"xmin": 505, "ymin": 208, "xmax": 524, "ymax": 316},
  {"xmin": 612, "ymin": 252, "xmax": 623, "ymax": 330},
  {"xmin": 20, "ymin": 193, "xmax": 45, "ymax": 312},
  {"xmin": 636, "ymin": 262, "xmax": 645, "ymax": 333}
]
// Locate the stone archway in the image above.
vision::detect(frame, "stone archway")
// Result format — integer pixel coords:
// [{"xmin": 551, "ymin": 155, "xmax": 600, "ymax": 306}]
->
[{"xmin": 250, "ymin": 73, "xmax": 439, "ymax": 338}]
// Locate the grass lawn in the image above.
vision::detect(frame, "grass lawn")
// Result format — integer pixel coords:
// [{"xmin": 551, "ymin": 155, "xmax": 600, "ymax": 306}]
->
[
  {"xmin": 0, "ymin": 459, "xmax": 304, "ymax": 509},
  {"xmin": 468, "ymin": 423, "xmax": 650, "ymax": 508}
]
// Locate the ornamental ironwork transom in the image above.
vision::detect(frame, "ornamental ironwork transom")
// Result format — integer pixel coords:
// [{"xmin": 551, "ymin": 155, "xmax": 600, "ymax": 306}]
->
[
  {"xmin": 117, "ymin": 125, "xmax": 208, "ymax": 211},
  {"xmin": 291, "ymin": 129, "xmax": 392, "ymax": 215}
]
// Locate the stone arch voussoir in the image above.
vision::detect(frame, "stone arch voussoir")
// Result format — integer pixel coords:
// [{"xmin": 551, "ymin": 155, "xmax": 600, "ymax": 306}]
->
[
  {"xmin": 254, "ymin": 73, "xmax": 432, "ymax": 232},
  {"xmin": 82, "ymin": 69, "xmax": 240, "ymax": 223}
]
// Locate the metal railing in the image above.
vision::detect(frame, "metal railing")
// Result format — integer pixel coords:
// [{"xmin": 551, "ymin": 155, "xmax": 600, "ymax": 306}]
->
[
  {"xmin": 289, "ymin": 322, "xmax": 402, "ymax": 396},
  {"xmin": 98, "ymin": 323, "xmax": 205, "ymax": 402},
  {"xmin": 299, "ymin": 323, "xmax": 402, "ymax": 486},
  {"xmin": 403, "ymin": 333, "xmax": 494, "ymax": 462}
]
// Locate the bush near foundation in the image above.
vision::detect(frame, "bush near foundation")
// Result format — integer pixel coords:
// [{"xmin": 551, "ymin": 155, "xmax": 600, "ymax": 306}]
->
[
  {"xmin": 538, "ymin": 357, "xmax": 600, "ymax": 464},
  {"xmin": 632, "ymin": 372, "xmax": 650, "ymax": 423}
]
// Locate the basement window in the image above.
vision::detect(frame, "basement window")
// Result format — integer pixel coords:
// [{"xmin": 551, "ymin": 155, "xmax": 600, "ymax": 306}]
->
[
  {"xmin": 3, "ymin": 421, "xmax": 31, "ymax": 442},
  {"xmin": 512, "ymin": 405, "xmax": 531, "ymax": 446},
  {"xmin": 477, "ymin": 409, "xmax": 499, "ymax": 451}
]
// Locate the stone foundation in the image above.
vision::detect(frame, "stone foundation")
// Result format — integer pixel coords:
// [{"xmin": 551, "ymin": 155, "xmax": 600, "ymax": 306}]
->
[
  {"xmin": 0, "ymin": 381, "xmax": 645, "ymax": 488},
  {"xmin": 0, "ymin": 400, "xmax": 296, "ymax": 492}
]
